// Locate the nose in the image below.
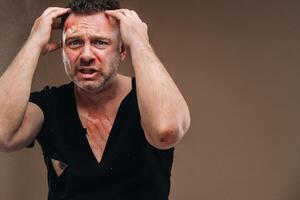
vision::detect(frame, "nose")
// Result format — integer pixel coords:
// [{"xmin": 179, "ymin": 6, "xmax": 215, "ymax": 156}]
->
[{"xmin": 79, "ymin": 44, "xmax": 95, "ymax": 66}]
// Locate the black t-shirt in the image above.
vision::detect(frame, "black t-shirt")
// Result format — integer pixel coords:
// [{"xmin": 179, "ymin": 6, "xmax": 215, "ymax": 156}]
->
[{"xmin": 28, "ymin": 77, "xmax": 174, "ymax": 200}]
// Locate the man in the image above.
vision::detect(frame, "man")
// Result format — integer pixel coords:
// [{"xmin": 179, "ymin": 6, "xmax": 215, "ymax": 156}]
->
[{"xmin": 0, "ymin": 0, "xmax": 190, "ymax": 199}]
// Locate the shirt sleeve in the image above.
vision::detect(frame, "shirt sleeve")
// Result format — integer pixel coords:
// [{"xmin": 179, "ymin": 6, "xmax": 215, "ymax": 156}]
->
[{"xmin": 26, "ymin": 86, "xmax": 50, "ymax": 148}]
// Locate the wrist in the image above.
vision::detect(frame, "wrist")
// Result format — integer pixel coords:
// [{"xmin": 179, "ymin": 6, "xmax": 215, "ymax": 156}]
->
[
  {"xmin": 25, "ymin": 37, "xmax": 44, "ymax": 54},
  {"xmin": 129, "ymin": 40, "xmax": 152, "ymax": 52}
]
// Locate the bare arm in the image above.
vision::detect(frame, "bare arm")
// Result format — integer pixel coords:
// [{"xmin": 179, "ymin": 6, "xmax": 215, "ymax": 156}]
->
[
  {"xmin": 0, "ymin": 7, "xmax": 70, "ymax": 151},
  {"xmin": 0, "ymin": 40, "xmax": 42, "ymax": 151},
  {"xmin": 106, "ymin": 9, "xmax": 191, "ymax": 150}
]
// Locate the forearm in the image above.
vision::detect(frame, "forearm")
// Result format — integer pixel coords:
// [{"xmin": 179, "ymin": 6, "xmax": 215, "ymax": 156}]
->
[
  {"xmin": 131, "ymin": 42, "xmax": 191, "ymax": 145},
  {"xmin": 104, "ymin": 9, "xmax": 191, "ymax": 148},
  {"xmin": 0, "ymin": 39, "xmax": 41, "ymax": 142}
]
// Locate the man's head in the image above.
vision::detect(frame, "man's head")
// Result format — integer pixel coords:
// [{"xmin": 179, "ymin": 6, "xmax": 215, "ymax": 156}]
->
[
  {"xmin": 61, "ymin": 0, "xmax": 120, "ymax": 28},
  {"xmin": 61, "ymin": 0, "xmax": 125, "ymax": 94}
]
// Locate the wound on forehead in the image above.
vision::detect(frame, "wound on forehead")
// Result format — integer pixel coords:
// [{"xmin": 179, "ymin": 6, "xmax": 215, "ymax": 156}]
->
[{"xmin": 62, "ymin": 13, "xmax": 119, "ymax": 44}]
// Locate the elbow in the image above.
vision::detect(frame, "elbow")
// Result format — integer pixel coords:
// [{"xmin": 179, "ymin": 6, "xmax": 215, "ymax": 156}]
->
[
  {"xmin": 158, "ymin": 127, "xmax": 182, "ymax": 149},
  {"xmin": 0, "ymin": 144, "xmax": 16, "ymax": 153},
  {"xmin": 146, "ymin": 124, "xmax": 188, "ymax": 150},
  {"xmin": 0, "ymin": 135, "xmax": 19, "ymax": 153},
  {"xmin": 157, "ymin": 116, "xmax": 191, "ymax": 149},
  {"xmin": 143, "ymin": 114, "xmax": 191, "ymax": 150}
]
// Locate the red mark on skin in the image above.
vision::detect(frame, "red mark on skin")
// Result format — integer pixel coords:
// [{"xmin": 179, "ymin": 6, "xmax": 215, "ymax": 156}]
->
[{"xmin": 85, "ymin": 118, "xmax": 111, "ymax": 163}]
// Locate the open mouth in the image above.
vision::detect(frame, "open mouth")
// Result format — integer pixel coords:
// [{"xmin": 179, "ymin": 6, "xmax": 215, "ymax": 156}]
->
[{"xmin": 79, "ymin": 68, "xmax": 97, "ymax": 74}]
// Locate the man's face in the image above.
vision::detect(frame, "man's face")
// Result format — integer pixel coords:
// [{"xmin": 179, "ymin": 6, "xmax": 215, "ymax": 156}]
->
[{"xmin": 62, "ymin": 12, "xmax": 125, "ymax": 93}]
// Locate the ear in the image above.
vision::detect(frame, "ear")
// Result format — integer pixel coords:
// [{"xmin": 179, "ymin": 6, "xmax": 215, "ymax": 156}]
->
[{"xmin": 119, "ymin": 42, "xmax": 126, "ymax": 62}]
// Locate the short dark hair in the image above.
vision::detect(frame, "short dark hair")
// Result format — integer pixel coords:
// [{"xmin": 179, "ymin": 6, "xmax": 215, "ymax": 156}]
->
[{"xmin": 61, "ymin": 0, "xmax": 120, "ymax": 29}]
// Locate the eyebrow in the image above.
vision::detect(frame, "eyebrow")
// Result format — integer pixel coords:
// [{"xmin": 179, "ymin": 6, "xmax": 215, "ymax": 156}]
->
[{"xmin": 65, "ymin": 35, "xmax": 112, "ymax": 43}]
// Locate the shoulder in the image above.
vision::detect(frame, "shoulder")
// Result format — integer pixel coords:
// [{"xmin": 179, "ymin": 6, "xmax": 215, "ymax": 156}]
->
[
  {"xmin": 40, "ymin": 82, "xmax": 73, "ymax": 93},
  {"xmin": 29, "ymin": 82, "xmax": 74, "ymax": 109},
  {"xmin": 31, "ymin": 82, "xmax": 73, "ymax": 97}
]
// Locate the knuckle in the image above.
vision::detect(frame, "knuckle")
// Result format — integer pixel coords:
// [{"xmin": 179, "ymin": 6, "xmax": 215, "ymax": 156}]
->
[
  {"xmin": 34, "ymin": 17, "xmax": 44, "ymax": 25},
  {"xmin": 34, "ymin": 17, "xmax": 40, "ymax": 23},
  {"xmin": 42, "ymin": 7, "xmax": 51, "ymax": 14},
  {"xmin": 39, "ymin": 16, "xmax": 49, "ymax": 22},
  {"xmin": 46, "ymin": 7, "xmax": 55, "ymax": 10}
]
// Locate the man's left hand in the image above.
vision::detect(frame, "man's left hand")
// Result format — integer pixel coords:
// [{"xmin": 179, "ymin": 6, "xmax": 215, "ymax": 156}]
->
[{"xmin": 105, "ymin": 9, "xmax": 150, "ymax": 49}]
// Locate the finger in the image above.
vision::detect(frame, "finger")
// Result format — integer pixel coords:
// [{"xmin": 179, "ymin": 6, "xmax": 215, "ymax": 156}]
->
[
  {"xmin": 118, "ymin": 9, "xmax": 131, "ymax": 16},
  {"xmin": 142, "ymin": 22, "xmax": 148, "ymax": 30},
  {"xmin": 42, "ymin": 7, "xmax": 69, "ymax": 16},
  {"xmin": 105, "ymin": 10, "xmax": 125, "ymax": 21},
  {"xmin": 130, "ymin": 10, "xmax": 138, "ymax": 18},
  {"xmin": 42, "ymin": 41, "xmax": 62, "ymax": 54},
  {"xmin": 47, "ymin": 8, "xmax": 71, "ymax": 19},
  {"xmin": 130, "ymin": 10, "xmax": 143, "ymax": 22}
]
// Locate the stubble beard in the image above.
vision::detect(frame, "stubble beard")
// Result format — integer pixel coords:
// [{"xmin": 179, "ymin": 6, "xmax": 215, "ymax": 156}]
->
[{"xmin": 62, "ymin": 51, "xmax": 120, "ymax": 94}]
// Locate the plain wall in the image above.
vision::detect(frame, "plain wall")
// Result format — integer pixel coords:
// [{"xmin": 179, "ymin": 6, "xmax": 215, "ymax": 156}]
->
[{"xmin": 0, "ymin": 0, "xmax": 300, "ymax": 199}]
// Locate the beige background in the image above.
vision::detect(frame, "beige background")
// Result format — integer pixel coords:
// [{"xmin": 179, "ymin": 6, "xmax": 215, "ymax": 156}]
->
[{"xmin": 0, "ymin": 0, "xmax": 299, "ymax": 199}]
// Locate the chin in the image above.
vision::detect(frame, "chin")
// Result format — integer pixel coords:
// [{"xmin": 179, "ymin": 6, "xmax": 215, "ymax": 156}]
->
[
  {"xmin": 75, "ymin": 80, "xmax": 104, "ymax": 93},
  {"xmin": 66, "ymin": 66, "xmax": 118, "ymax": 94},
  {"xmin": 73, "ymin": 76, "xmax": 113, "ymax": 94}
]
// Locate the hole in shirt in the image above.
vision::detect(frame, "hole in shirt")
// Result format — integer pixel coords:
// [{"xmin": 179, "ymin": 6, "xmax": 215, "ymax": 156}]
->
[{"xmin": 51, "ymin": 158, "xmax": 68, "ymax": 177}]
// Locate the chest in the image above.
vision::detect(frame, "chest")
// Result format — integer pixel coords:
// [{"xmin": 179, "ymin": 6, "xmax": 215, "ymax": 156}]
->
[{"xmin": 78, "ymin": 111, "xmax": 116, "ymax": 163}]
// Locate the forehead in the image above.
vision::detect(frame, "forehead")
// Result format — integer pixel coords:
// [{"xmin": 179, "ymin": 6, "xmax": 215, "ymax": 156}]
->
[{"xmin": 63, "ymin": 12, "xmax": 119, "ymax": 37}]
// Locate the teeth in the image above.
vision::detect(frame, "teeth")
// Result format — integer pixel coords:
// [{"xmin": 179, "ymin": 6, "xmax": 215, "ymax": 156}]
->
[{"xmin": 81, "ymin": 69, "xmax": 95, "ymax": 74}]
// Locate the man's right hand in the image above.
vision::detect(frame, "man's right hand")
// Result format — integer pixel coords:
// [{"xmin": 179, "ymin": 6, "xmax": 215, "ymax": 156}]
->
[
  {"xmin": 28, "ymin": 7, "xmax": 70, "ymax": 55},
  {"xmin": 0, "ymin": 7, "xmax": 71, "ymax": 152}
]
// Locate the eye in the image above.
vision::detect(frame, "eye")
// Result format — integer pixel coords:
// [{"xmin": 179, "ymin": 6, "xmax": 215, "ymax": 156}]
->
[
  {"xmin": 67, "ymin": 39, "xmax": 83, "ymax": 49},
  {"xmin": 92, "ymin": 40, "xmax": 108, "ymax": 48}
]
